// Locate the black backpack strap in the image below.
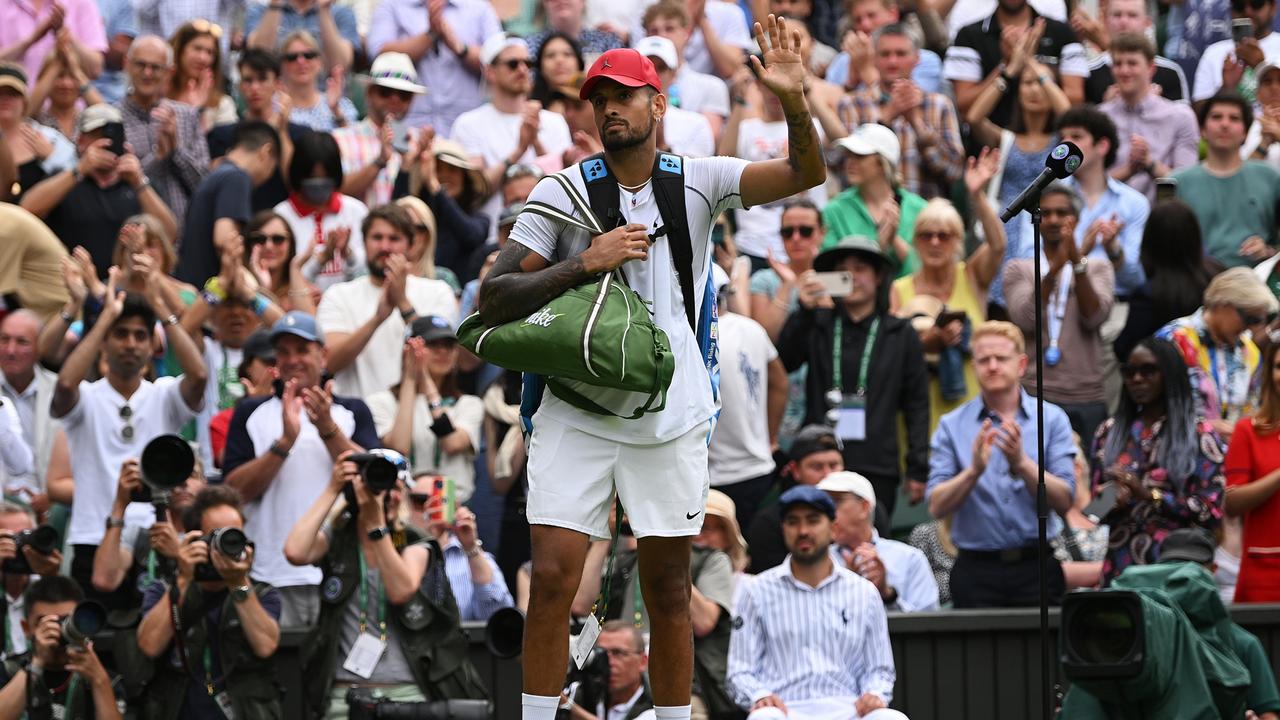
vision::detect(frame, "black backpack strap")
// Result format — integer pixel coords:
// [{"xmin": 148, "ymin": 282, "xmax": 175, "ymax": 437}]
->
[
  {"xmin": 651, "ymin": 152, "xmax": 696, "ymax": 333},
  {"xmin": 580, "ymin": 153, "xmax": 624, "ymax": 233}
]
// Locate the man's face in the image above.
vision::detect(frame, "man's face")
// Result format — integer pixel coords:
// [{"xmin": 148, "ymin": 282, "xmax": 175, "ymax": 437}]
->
[
  {"xmin": 0, "ymin": 313, "xmax": 38, "ymax": 380},
  {"xmin": 782, "ymin": 506, "xmax": 833, "ymax": 562},
  {"xmin": 693, "ymin": 515, "xmax": 729, "ymax": 552},
  {"xmin": 490, "ymin": 46, "xmax": 533, "ymax": 96},
  {"xmin": 212, "ymin": 301, "xmax": 257, "ymax": 349},
  {"xmin": 1260, "ymin": 69, "xmax": 1280, "ymax": 107},
  {"xmin": 367, "ymin": 84, "xmax": 414, "ymax": 122},
  {"xmin": 1236, "ymin": 0, "xmax": 1276, "ymax": 36},
  {"xmin": 200, "ymin": 504, "xmax": 243, "ymax": 536},
  {"xmin": 850, "ymin": 0, "xmax": 898, "ymax": 34},
  {"xmin": 1039, "ymin": 191, "xmax": 1077, "ymax": 244},
  {"xmin": 597, "ymin": 630, "xmax": 646, "ymax": 694},
  {"xmin": 591, "ymin": 81, "xmax": 663, "ymax": 153},
  {"xmin": 0, "ymin": 511, "xmax": 34, "ymax": 537},
  {"xmin": 128, "ymin": 39, "xmax": 172, "ymax": 101},
  {"xmin": 238, "ymin": 67, "xmax": 278, "ymax": 114},
  {"xmin": 1058, "ymin": 125, "xmax": 1104, "ymax": 175},
  {"xmin": 1203, "ymin": 102, "xmax": 1248, "ymax": 153},
  {"xmin": 23, "ymin": 599, "xmax": 77, "ymax": 664},
  {"xmin": 365, "ymin": 218, "xmax": 410, "ymax": 277},
  {"xmin": 1105, "ymin": 0, "xmax": 1149, "ymax": 34},
  {"xmin": 835, "ymin": 254, "xmax": 882, "ymax": 309},
  {"xmin": 792, "ymin": 449, "xmax": 844, "ymax": 484},
  {"xmin": 273, "ymin": 335, "xmax": 325, "ymax": 387},
  {"xmin": 830, "ymin": 494, "xmax": 871, "ymax": 546},
  {"xmin": 972, "ymin": 334, "xmax": 1026, "ymax": 394},
  {"xmin": 771, "ymin": 0, "xmax": 812, "ymax": 19},
  {"xmin": 1110, "ymin": 51, "xmax": 1155, "ymax": 97},
  {"xmin": 646, "ymin": 16, "xmax": 691, "ymax": 56},
  {"xmin": 874, "ymin": 34, "xmax": 917, "ymax": 82},
  {"xmin": 502, "ymin": 174, "xmax": 538, "ymax": 205},
  {"xmin": 543, "ymin": 0, "xmax": 585, "ymax": 26},
  {"xmin": 104, "ymin": 316, "xmax": 153, "ymax": 380}
]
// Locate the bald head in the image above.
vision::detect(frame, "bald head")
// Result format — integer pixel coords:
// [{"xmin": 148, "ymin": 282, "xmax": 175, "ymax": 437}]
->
[
  {"xmin": 0, "ymin": 310, "xmax": 39, "ymax": 383},
  {"xmin": 126, "ymin": 36, "xmax": 174, "ymax": 105}
]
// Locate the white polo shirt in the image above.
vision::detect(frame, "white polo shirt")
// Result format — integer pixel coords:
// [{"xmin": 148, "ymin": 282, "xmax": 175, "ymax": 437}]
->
[{"xmin": 60, "ymin": 377, "xmax": 199, "ymax": 546}]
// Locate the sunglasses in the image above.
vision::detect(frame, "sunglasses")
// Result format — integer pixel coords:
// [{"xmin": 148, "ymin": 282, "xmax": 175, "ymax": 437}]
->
[
  {"xmin": 409, "ymin": 492, "xmax": 431, "ymax": 507},
  {"xmin": 1233, "ymin": 0, "xmax": 1268, "ymax": 10},
  {"xmin": 119, "ymin": 404, "xmax": 134, "ymax": 441},
  {"xmin": 248, "ymin": 232, "xmax": 290, "ymax": 246},
  {"xmin": 1238, "ymin": 308, "xmax": 1278, "ymax": 327},
  {"xmin": 372, "ymin": 85, "xmax": 414, "ymax": 101},
  {"xmin": 917, "ymin": 230, "xmax": 953, "ymax": 242},
  {"xmin": 780, "ymin": 225, "xmax": 816, "ymax": 239},
  {"xmin": 283, "ymin": 50, "xmax": 320, "ymax": 63},
  {"xmin": 1120, "ymin": 363, "xmax": 1161, "ymax": 379},
  {"xmin": 186, "ymin": 19, "xmax": 223, "ymax": 39},
  {"xmin": 497, "ymin": 58, "xmax": 535, "ymax": 71}
]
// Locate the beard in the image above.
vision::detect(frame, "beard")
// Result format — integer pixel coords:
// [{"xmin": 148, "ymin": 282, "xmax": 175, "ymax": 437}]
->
[
  {"xmin": 789, "ymin": 538, "xmax": 830, "ymax": 565},
  {"xmin": 367, "ymin": 258, "xmax": 387, "ymax": 279},
  {"xmin": 601, "ymin": 115, "xmax": 656, "ymax": 152}
]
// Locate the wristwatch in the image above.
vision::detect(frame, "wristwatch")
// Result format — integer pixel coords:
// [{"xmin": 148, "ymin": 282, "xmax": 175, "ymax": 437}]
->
[
  {"xmin": 465, "ymin": 539, "xmax": 484, "ymax": 558},
  {"xmin": 367, "ymin": 526, "xmax": 392, "ymax": 542},
  {"xmin": 1072, "ymin": 257, "xmax": 1089, "ymax": 276},
  {"xmin": 105, "ymin": 516, "xmax": 125, "ymax": 530},
  {"xmin": 231, "ymin": 584, "xmax": 252, "ymax": 603}
]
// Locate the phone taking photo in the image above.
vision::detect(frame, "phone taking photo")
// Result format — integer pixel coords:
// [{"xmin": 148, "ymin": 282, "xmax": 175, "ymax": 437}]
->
[
  {"xmin": 427, "ymin": 475, "xmax": 456, "ymax": 526},
  {"xmin": 1233, "ymin": 17, "xmax": 1254, "ymax": 44},
  {"xmin": 1155, "ymin": 177, "xmax": 1178, "ymax": 202},
  {"xmin": 815, "ymin": 271, "xmax": 854, "ymax": 297}
]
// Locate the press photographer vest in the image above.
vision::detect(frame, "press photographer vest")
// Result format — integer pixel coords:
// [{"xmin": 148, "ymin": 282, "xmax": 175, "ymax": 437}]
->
[
  {"xmin": 301, "ymin": 520, "xmax": 488, "ymax": 715},
  {"xmin": 143, "ymin": 581, "xmax": 282, "ymax": 720}
]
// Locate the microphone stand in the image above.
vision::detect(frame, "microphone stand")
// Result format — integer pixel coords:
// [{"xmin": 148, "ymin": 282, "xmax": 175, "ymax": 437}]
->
[{"xmin": 1028, "ymin": 195, "xmax": 1052, "ymax": 720}]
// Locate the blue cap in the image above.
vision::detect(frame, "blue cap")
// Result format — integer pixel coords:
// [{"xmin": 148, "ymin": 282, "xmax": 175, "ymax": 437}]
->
[
  {"xmin": 778, "ymin": 485, "xmax": 836, "ymax": 520},
  {"xmin": 270, "ymin": 311, "xmax": 323, "ymax": 346}
]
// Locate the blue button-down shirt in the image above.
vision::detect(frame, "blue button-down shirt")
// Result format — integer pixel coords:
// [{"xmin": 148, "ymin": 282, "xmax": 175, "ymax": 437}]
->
[
  {"xmin": 1066, "ymin": 175, "xmax": 1150, "ymax": 298},
  {"xmin": 831, "ymin": 531, "xmax": 940, "ymax": 612},
  {"xmin": 926, "ymin": 391, "xmax": 1077, "ymax": 551},
  {"xmin": 92, "ymin": 0, "xmax": 136, "ymax": 105},
  {"xmin": 441, "ymin": 535, "xmax": 514, "ymax": 622},
  {"xmin": 824, "ymin": 48, "xmax": 943, "ymax": 95}
]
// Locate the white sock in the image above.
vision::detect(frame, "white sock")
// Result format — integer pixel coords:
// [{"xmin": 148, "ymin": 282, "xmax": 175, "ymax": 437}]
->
[
  {"xmin": 521, "ymin": 693, "xmax": 560, "ymax": 720},
  {"xmin": 654, "ymin": 704, "xmax": 693, "ymax": 720}
]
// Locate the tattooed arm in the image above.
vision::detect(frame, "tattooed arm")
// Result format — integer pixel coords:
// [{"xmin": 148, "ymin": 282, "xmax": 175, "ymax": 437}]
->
[{"xmin": 477, "ymin": 223, "xmax": 652, "ymax": 327}]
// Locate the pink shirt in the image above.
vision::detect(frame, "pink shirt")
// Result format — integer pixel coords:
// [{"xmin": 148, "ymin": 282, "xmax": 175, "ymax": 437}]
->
[{"xmin": 0, "ymin": 0, "xmax": 107, "ymax": 81}]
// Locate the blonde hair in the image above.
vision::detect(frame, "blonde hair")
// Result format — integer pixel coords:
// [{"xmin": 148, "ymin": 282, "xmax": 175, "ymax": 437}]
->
[
  {"xmin": 971, "ymin": 320, "xmax": 1026, "ymax": 354},
  {"xmin": 112, "ymin": 214, "xmax": 177, "ymax": 273},
  {"xmin": 1203, "ymin": 266, "xmax": 1280, "ymax": 314},
  {"xmin": 395, "ymin": 196, "xmax": 439, "ymax": 279},
  {"xmin": 913, "ymin": 198, "xmax": 964, "ymax": 249},
  {"xmin": 281, "ymin": 29, "xmax": 320, "ymax": 54}
]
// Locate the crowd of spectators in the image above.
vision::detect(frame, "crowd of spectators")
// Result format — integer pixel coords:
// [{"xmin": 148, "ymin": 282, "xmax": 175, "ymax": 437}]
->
[{"xmin": 0, "ymin": 0, "xmax": 1278, "ymax": 716}]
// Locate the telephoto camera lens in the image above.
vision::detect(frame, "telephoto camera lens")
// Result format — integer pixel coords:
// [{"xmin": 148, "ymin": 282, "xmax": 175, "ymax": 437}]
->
[
  {"xmin": 61, "ymin": 601, "xmax": 107, "ymax": 649},
  {"xmin": 348, "ymin": 449, "xmax": 408, "ymax": 493},
  {"xmin": 3, "ymin": 525, "xmax": 59, "ymax": 574},
  {"xmin": 134, "ymin": 434, "xmax": 196, "ymax": 504}
]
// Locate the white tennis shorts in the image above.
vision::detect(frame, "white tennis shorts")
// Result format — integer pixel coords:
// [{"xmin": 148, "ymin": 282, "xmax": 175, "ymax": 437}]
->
[{"xmin": 525, "ymin": 416, "xmax": 712, "ymax": 540}]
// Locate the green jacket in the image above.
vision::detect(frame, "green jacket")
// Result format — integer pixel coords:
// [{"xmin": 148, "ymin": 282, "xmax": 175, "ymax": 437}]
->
[
  {"xmin": 143, "ymin": 581, "xmax": 283, "ymax": 720},
  {"xmin": 822, "ymin": 186, "xmax": 927, "ymax": 279},
  {"xmin": 301, "ymin": 519, "xmax": 488, "ymax": 716}
]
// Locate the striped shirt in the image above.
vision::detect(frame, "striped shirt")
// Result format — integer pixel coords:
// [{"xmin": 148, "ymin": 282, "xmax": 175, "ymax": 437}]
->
[
  {"xmin": 440, "ymin": 535, "xmax": 514, "ymax": 622},
  {"xmin": 837, "ymin": 87, "xmax": 964, "ymax": 200},
  {"xmin": 726, "ymin": 557, "xmax": 896, "ymax": 708},
  {"xmin": 332, "ymin": 118, "xmax": 400, "ymax": 208}
]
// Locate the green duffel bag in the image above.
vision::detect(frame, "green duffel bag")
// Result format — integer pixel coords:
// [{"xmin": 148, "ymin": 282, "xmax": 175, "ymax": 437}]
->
[{"xmin": 457, "ymin": 270, "xmax": 675, "ymax": 419}]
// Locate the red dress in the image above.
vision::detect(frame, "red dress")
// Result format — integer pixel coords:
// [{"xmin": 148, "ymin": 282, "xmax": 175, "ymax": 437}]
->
[{"xmin": 1225, "ymin": 417, "xmax": 1280, "ymax": 602}]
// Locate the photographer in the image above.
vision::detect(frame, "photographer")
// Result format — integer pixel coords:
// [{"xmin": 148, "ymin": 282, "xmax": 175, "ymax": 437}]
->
[
  {"xmin": 284, "ymin": 451, "xmax": 486, "ymax": 718},
  {"xmin": 563, "ymin": 621, "xmax": 657, "ymax": 720},
  {"xmin": 0, "ymin": 504, "xmax": 62, "ymax": 666},
  {"xmin": 136, "ymin": 485, "xmax": 283, "ymax": 719},
  {"xmin": 0, "ymin": 576, "xmax": 122, "ymax": 720}
]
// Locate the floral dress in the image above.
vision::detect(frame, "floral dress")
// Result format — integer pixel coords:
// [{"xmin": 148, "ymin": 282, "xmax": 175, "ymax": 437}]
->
[{"xmin": 1091, "ymin": 416, "xmax": 1227, "ymax": 584}]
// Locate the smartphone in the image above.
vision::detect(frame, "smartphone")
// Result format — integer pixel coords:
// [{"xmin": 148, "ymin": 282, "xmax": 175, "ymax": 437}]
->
[
  {"xmin": 936, "ymin": 309, "xmax": 967, "ymax": 327},
  {"xmin": 815, "ymin": 271, "xmax": 854, "ymax": 297},
  {"xmin": 1155, "ymin": 177, "xmax": 1178, "ymax": 202},
  {"xmin": 1233, "ymin": 17, "xmax": 1254, "ymax": 43},
  {"xmin": 390, "ymin": 119, "xmax": 411, "ymax": 155},
  {"xmin": 427, "ymin": 475, "xmax": 456, "ymax": 526},
  {"xmin": 101, "ymin": 122, "xmax": 126, "ymax": 156}
]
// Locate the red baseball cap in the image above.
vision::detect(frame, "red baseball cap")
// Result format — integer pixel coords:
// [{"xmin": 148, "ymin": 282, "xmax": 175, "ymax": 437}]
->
[{"xmin": 579, "ymin": 48, "xmax": 662, "ymax": 100}]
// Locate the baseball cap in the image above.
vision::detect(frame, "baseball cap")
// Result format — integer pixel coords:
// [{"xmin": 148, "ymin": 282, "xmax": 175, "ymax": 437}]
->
[
  {"xmin": 369, "ymin": 52, "xmax": 427, "ymax": 94},
  {"xmin": 634, "ymin": 35, "xmax": 679, "ymax": 71},
  {"xmin": 816, "ymin": 471, "xmax": 877, "ymax": 509},
  {"xmin": 579, "ymin": 48, "xmax": 662, "ymax": 100},
  {"xmin": 834, "ymin": 123, "xmax": 901, "ymax": 169},
  {"xmin": 0, "ymin": 63, "xmax": 27, "ymax": 98},
  {"xmin": 241, "ymin": 329, "xmax": 276, "ymax": 364},
  {"xmin": 408, "ymin": 314, "xmax": 457, "ymax": 343},
  {"xmin": 1157, "ymin": 528, "xmax": 1215, "ymax": 565},
  {"xmin": 1260, "ymin": 59, "xmax": 1280, "ymax": 80},
  {"xmin": 712, "ymin": 263, "xmax": 731, "ymax": 294},
  {"xmin": 499, "ymin": 201, "xmax": 526, "ymax": 229},
  {"xmin": 788, "ymin": 424, "xmax": 841, "ymax": 462},
  {"xmin": 80, "ymin": 103, "xmax": 124, "ymax": 134},
  {"xmin": 270, "ymin": 311, "xmax": 323, "ymax": 345},
  {"xmin": 481, "ymin": 32, "xmax": 528, "ymax": 66},
  {"xmin": 779, "ymin": 485, "xmax": 837, "ymax": 520}
]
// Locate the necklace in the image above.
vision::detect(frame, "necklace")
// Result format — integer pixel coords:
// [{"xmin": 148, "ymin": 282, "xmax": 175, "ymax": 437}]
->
[{"xmin": 618, "ymin": 178, "xmax": 651, "ymax": 192}]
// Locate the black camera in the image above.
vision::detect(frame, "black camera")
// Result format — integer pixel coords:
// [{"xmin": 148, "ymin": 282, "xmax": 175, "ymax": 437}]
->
[
  {"xmin": 2, "ymin": 525, "xmax": 58, "ymax": 575},
  {"xmin": 60, "ymin": 601, "xmax": 107, "ymax": 650},
  {"xmin": 131, "ymin": 435, "xmax": 195, "ymax": 510},
  {"xmin": 194, "ymin": 527, "xmax": 249, "ymax": 582},
  {"xmin": 562, "ymin": 644, "xmax": 610, "ymax": 719},
  {"xmin": 348, "ymin": 450, "xmax": 408, "ymax": 493},
  {"xmin": 345, "ymin": 688, "xmax": 490, "ymax": 719}
]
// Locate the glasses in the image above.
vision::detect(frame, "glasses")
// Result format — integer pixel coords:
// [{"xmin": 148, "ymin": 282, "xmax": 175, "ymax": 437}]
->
[
  {"xmin": 1120, "ymin": 363, "xmax": 1161, "ymax": 379},
  {"xmin": 497, "ymin": 58, "xmax": 535, "ymax": 71},
  {"xmin": 185, "ymin": 19, "xmax": 224, "ymax": 39},
  {"xmin": 917, "ymin": 230, "xmax": 953, "ymax": 243},
  {"xmin": 130, "ymin": 59, "xmax": 169, "ymax": 75},
  {"xmin": 601, "ymin": 648, "xmax": 641, "ymax": 659},
  {"xmin": 248, "ymin": 232, "xmax": 289, "ymax": 246},
  {"xmin": 1237, "ymin": 308, "xmax": 1278, "ymax": 327},
  {"xmin": 119, "ymin": 404, "xmax": 134, "ymax": 441},
  {"xmin": 283, "ymin": 50, "xmax": 320, "ymax": 63},
  {"xmin": 780, "ymin": 225, "xmax": 816, "ymax": 239},
  {"xmin": 1233, "ymin": 0, "xmax": 1268, "ymax": 10},
  {"xmin": 409, "ymin": 492, "xmax": 431, "ymax": 508},
  {"xmin": 371, "ymin": 85, "xmax": 414, "ymax": 101}
]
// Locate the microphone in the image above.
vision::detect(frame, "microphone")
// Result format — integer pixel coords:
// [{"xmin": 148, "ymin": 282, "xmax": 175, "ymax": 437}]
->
[{"xmin": 999, "ymin": 141, "xmax": 1084, "ymax": 223}]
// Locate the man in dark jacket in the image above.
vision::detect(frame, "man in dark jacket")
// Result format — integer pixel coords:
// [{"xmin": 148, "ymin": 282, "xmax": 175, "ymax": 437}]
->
[{"xmin": 778, "ymin": 235, "xmax": 930, "ymax": 518}]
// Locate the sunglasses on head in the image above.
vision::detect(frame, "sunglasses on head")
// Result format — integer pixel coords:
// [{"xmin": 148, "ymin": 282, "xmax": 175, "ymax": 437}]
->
[
  {"xmin": 780, "ymin": 225, "xmax": 816, "ymax": 239},
  {"xmin": 119, "ymin": 404, "xmax": 134, "ymax": 441},
  {"xmin": 248, "ymin": 232, "xmax": 289, "ymax": 246},
  {"xmin": 1120, "ymin": 363, "xmax": 1160, "ymax": 379},
  {"xmin": 283, "ymin": 50, "xmax": 320, "ymax": 63},
  {"xmin": 186, "ymin": 19, "xmax": 223, "ymax": 39},
  {"xmin": 497, "ymin": 58, "xmax": 535, "ymax": 71}
]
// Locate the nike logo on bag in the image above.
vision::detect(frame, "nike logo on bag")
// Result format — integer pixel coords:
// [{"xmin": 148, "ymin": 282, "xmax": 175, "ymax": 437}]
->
[{"xmin": 686, "ymin": 510, "xmax": 701, "ymax": 520}]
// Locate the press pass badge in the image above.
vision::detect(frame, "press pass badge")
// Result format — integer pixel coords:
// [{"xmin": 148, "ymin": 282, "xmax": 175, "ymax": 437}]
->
[
  {"xmin": 570, "ymin": 614, "xmax": 602, "ymax": 669},
  {"xmin": 834, "ymin": 395, "xmax": 867, "ymax": 442},
  {"xmin": 342, "ymin": 633, "xmax": 388, "ymax": 679},
  {"xmin": 214, "ymin": 692, "xmax": 238, "ymax": 720}
]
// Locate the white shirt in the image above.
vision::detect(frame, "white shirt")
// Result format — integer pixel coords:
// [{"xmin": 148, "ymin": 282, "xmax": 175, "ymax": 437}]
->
[
  {"xmin": 366, "ymin": 391, "xmax": 483, "ymax": 502},
  {"xmin": 510, "ymin": 155, "xmax": 748, "ymax": 444},
  {"xmin": 708, "ymin": 312, "xmax": 776, "ymax": 486},
  {"xmin": 316, "ymin": 275, "xmax": 459, "ymax": 398},
  {"xmin": 672, "ymin": 65, "xmax": 731, "ymax": 119},
  {"xmin": 1194, "ymin": 33, "xmax": 1280, "ymax": 101},
  {"xmin": 599, "ymin": 686, "xmax": 656, "ymax": 720},
  {"xmin": 195, "ymin": 340, "xmax": 244, "ymax": 473},
  {"xmin": 663, "ymin": 105, "xmax": 715, "ymax": 158},
  {"xmin": 1, "ymin": 590, "xmax": 25, "ymax": 658},
  {"xmin": 449, "ymin": 103, "xmax": 573, "ymax": 238},
  {"xmin": 680, "ymin": 1, "xmax": 755, "ymax": 76},
  {"xmin": 0, "ymin": 400, "xmax": 31, "ymax": 495},
  {"xmin": 272, "ymin": 195, "xmax": 370, "ymax": 293},
  {"xmin": 946, "ymin": 0, "xmax": 1067, "ymax": 40},
  {"xmin": 60, "ymin": 377, "xmax": 198, "ymax": 546},
  {"xmin": 732, "ymin": 119, "xmax": 827, "ymax": 259}
]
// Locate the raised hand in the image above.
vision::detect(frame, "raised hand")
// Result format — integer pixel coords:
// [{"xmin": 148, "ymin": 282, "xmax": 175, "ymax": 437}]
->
[
  {"xmin": 101, "ymin": 266, "xmax": 125, "ymax": 321},
  {"xmin": 72, "ymin": 246, "xmax": 105, "ymax": 299},
  {"xmin": 751, "ymin": 15, "xmax": 806, "ymax": 99},
  {"xmin": 766, "ymin": 249, "xmax": 797, "ymax": 285},
  {"xmin": 326, "ymin": 66, "xmax": 346, "ymax": 116},
  {"xmin": 964, "ymin": 146, "xmax": 1000, "ymax": 196},
  {"xmin": 280, "ymin": 378, "xmax": 303, "ymax": 444},
  {"xmin": 61, "ymin": 255, "xmax": 88, "ymax": 305},
  {"xmin": 19, "ymin": 124, "xmax": 53, "ymax": 161}
]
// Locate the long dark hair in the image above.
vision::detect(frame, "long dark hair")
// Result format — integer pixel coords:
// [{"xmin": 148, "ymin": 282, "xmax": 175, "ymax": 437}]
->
[
  {"xmin": 1140, "ymin": 200, "xmax": 1213, "ymax": 319},
  {"xmin": 244, "ymin": 210, "xmax": 297, "ymax": 284},
  {"xmin": 530, "ymin": 32, "xmax": 585, "ymax": 106},
  {"xmin": 1103, "ymin": 337, "xmax": 1200, "ymax": 481}
]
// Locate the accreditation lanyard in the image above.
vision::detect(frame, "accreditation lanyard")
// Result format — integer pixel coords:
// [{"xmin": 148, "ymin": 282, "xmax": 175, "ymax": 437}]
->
[
  {"xmin": 1206, "ymin": 343, "xmax": 1236, "ymax": 418},
  {"xmin": 831, "ymin": 315, "xmax": 880, "ymax": 398},
  {"xmin": 203, "ymin": 643, "xmax": 219, "ymax": 696},
  {"xmin": 357, "ymin": 551, "xmax": 387, "ymax": 642},
  {"xmin": 632, "ymin": 572, "xmax": 644, "ymax": 628},
  {"xmin": 1044, "ymin": 259, "xmax": 1071, "ymax": 358}
]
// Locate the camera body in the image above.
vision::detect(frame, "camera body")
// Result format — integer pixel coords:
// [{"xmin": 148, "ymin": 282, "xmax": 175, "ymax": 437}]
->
[
  {"xmin": 2, "ymin": 525, "xmax": 58, "ymax": 575},
  {"xmin": 345, "ymin": 689, "xmax": 490, "ymax": 720},
  {"xmin": 194, "ymin": 527, "xmax": 249, "ymax": 582},
  {"xmin": 562, "ymin": 644, "xmax": 610, "ymax": 717},
  {"xmin": 348, "ymin": 449, "xmax": 408, "ymax": 493}
]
